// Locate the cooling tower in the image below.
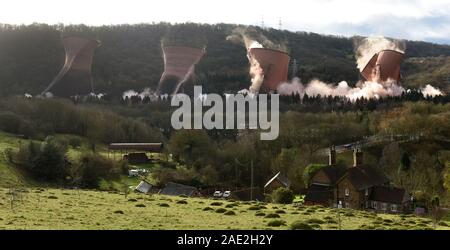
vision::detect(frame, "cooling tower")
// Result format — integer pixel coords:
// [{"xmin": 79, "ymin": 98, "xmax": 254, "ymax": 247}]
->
[
  {"xmin": 248, "ymin": 48, "xmax": 290, "ymax": 92},
  {"xmin": 42, "ymin": 36, "xmax": 100, "ymax": 97},
  {"xmin": 156, "ymin": 46, "xmax": 206, "ymax": 95},
  {"xmin": 360, "ymin": 49, "xmax": 404, "ymax": 83}
]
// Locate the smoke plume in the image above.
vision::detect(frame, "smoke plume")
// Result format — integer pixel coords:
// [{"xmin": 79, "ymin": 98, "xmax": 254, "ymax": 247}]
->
[
  {"xmin": 421, "ymin": 84, "xmax": 443, "ymax": 97},
  {"xmin": 277, "ymin": 78, "xmax": 405, "ymax": 101}
]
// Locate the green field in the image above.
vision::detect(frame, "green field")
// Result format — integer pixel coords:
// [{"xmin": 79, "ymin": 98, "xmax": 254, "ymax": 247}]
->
[
  {"xmin": 1, "ymin": 132, "xmax": 449, "ymax": 230},
  {"xmin": 0, "ymin": 187, "xmax": 449, "ymax": 230}
]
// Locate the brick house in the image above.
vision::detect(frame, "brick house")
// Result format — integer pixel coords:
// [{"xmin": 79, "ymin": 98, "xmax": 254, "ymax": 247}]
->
[{"xmin": 305, "ymin": 147, "xmax": 410, "ymax": 213}]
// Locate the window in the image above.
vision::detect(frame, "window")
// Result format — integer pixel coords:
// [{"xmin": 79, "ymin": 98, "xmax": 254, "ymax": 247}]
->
[
  {"xmin": 371, "ymin": 201, "xmax": 378, "ymax": 209},
  {"xmin": 381, "ymin": 203, "xmax": 387, "ymax": 211},
  {"xmin": 391, "ymin": 204, "xmax": 397, "ymax": 212},
  {"xmin": 345, "ymin": 188, "xmax": 350, "ymax": 196},
  {"xmin": 365, "ymin": 189, "xmax": 369, "ymax": 196}
]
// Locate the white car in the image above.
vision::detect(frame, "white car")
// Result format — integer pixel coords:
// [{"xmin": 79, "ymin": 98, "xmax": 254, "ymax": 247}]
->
[
  {"xmin": 213, "ymin": 191, "xmax": 222, "ymax": 198},
  {"xmin": 222, "ymin": 191, "xmax": 231, "ymax": 198}
]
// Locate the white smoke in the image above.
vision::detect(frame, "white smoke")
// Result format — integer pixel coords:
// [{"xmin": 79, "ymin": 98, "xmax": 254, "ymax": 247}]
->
[
  {"xmin": 122, "ymin": 90, "xmax": 139, "ymax": 100},
  {"xmin": 89, "ymin": 92, "xmax": 106, "ymax": 99},
  {"xmin": 122, "ymin": 89, "xmax": 166, "ymax": 101},
  {"xmin": 355, "ymin": 36, "xmax": 406, "ymax": 71},
  {"xmin": 421, "ymin": 84, "xmax": 443, "ymax": 97},
  {"xmin": 24, "ymin": 93, "xmax": 32, "ymax": 98},
  {"xmin": 276, "ymin": 77, "xmax": 303, "ymax": 95},
  {"xmin": 277, "ymin": 78, "xmax": 406, "ymax": 101}
]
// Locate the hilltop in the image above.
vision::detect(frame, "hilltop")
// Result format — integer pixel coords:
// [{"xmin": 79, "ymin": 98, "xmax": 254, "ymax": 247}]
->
[{"xmin": 1, "ymin": 23, "xmax": 450, "ymax": 97}]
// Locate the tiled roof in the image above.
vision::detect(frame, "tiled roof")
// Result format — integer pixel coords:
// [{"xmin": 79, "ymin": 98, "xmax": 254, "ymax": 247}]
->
[{"xmin": 369, "ymin": 186, "xmax": 409, "ymax": 204}]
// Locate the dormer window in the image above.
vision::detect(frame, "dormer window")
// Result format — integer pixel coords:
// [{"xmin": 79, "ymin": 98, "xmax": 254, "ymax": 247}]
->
[{"xmin": 345, "ymin": 188, "xmax": 350, "ymax": 196}]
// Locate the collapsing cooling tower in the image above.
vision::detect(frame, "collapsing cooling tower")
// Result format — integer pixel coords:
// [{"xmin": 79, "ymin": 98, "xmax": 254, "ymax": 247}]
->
[
  {"xmin": 42, "ymin": 36, "xmax": 100, "ymax": 97},
  {"xmin": 360, "ymin": 50, "xmax": 404, "ymax": 83},
  {"xmin": 156, "ymin": 46, "xmax": 206, "ymax": 95},
  {"xmin": 248, "ymin": 48, "xmax": 290, "ymax": 93}
]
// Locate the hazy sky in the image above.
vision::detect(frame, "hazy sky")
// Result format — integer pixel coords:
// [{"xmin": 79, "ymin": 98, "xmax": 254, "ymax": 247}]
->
[{"xmin": 1, "ymin": 0, "xmax": 450, "ymax": 44}]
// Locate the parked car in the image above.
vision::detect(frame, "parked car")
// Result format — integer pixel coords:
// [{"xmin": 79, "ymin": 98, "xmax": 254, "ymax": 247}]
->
[
  {"xmin": 222, "ymin": 191, "xmax": 231, "ymax": 198},
  {"xmin": 213, "ymin": 191, "xmax": 222, "ymax": 198}
]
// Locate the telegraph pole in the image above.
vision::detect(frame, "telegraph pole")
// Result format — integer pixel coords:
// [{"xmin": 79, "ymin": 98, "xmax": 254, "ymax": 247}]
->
[{"xmin": 250, "ymin": 159, "xmax": 254, "ymax": 201}]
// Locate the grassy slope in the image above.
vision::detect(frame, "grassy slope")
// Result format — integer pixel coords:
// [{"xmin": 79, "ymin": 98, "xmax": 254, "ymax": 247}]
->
[
  {"xmin": 0, "ymin": 132, "xmax": 35, "ymax": 188},
  {"xmin": 0, "ymin": 187, "xmax": 449, "ymax": 230},
  {"xmin": 1, "ymin": 132, "xmax": 449, "ymax": 230}
]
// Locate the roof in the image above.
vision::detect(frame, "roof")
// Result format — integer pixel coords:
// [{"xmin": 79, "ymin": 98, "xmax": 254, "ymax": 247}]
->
[
  {"xmin": 304, "ymin": 184, "xmax": 334, "ymax": 203},
  {"xmin": 313, "ymin": 166, "xmax": 347, "ymax": 185},
  {"xmin": 369, "ymin": 186, "xmax": 409, "ymax": 204},
  {"xmin": 108, "ymin": 143, "xmax": 163, "ymax": 152},
  {"xmin": 160, "ymin": 182, "xmax": 197, "ymax": 197},
  {"xmin": 135, "ymin": 181, "xmax": 152, "ymax": 194},
  {"xmin": 264, "ymin": 172, "xmax": 291, "ymax": 188},
  {"xmin": 340, "ymin": 165, "xmax": 389, "ymax": 190}
]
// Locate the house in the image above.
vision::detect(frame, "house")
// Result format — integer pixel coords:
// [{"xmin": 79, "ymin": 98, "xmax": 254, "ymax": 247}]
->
[
  {"xmin": 305, "ymin": 147, "xmax": 409, "ymax": 213},
  {"xmin": 264, "ymin": 172, "xmax": 291, "ymax": 193},
  {"xmin": 304, "ymin": 166, "xmax": 347, "ymax": 206},
  {"xmin": 124, "ymin": 152, "xmax": 150, "ymax": 164},
  {"xmin": 367, "ymin": 186, "xmax": 411, "ymax": 213}
]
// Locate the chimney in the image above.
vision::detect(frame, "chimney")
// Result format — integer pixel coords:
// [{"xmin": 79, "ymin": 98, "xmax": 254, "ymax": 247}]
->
[
  {"xmin": 328, "ymin": 145, "xmax": 336, "ymax": 165},
  {"xmin": 353, "ymin": 148, "xmax": 363, "ymax": 167}
]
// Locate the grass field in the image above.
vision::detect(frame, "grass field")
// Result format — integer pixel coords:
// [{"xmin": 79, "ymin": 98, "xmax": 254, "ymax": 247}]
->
[
  {"xmin": 1, "ymin": 187, "xmax": 449, "ymax": 230},
  {"xmin": 1, "ymin": 132, "xmax": 449, "ymax": 230}
]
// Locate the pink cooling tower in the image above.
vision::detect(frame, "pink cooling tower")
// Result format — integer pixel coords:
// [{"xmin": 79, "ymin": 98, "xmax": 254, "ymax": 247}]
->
[
  {"xmin": 42, "ymin": 36, "xmax": 100, "ymax": 97},
  {"xmin": 361, "ymin": 49, "xmax": 404, "ymax": 83},
  {"xmin": 156, "ymin": 46, "xmax": 206, "ymax": 95},
  {"xmin": 248, "ymin": 48, "xmax": 290, "ymax": 92}
]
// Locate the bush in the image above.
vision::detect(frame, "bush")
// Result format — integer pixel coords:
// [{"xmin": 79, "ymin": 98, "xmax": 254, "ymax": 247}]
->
[
  {"xmin": 210, "ymin": 202, "xmax": 223, "ymax": 206},
  {"xmin": 216, "ymin": 208, "xmax": 227, "ymax": 213},
  {"xmin": 275, "ymin": 209, "xmax": 286, "ymax": 214},
  {"xmin": 306, "ymin": 218, "xmax": 325, "ymax": 224},
  {"xmin": 265, "ymin": 213, "xmax": 280, "ymax": 218},
  {"xmin": 248, "ymin": 205, "xmax": 261, "ymax": 210},
  {"xmin": 135, "ymin": 204, "xmax": 146, "ymax": 207},
  {"xmin": 177, "ymin": 200, "xmax": 188, "ymax": 204},
  {"xmin": 267, "ymin": 220, "xmax": 286, "ymax": 227},
  {"xmin": 271, "ymin": 187, "xmax": 294, "ymax": 204},
  {"xmin": 73, "ymin": 153, "xmax": 126, "ymax": 188},
  {"xmin": 159, "ymin": 203, "xmax": 170, "ymax": 207},
  {"xmin": 224, "ymin": 211, "xmax": 236, "ymax": 216},
  {"xmin": 203, "ymin": 207, "xmax": 214, "ymax": 211},
  {"xmin": 438, "ymin": 221, "xmax": 448, "ymax": 227},
  {"xmin": 290, "ymin": 221, "xmax": 314, "ymax": 230},
  {"xmin": 255, "ymin": 212, "xmax": 266, "ymax": 217},
  {"xmin": 13, "ymin": 138, "xmax": 70, "ymax": 182}
]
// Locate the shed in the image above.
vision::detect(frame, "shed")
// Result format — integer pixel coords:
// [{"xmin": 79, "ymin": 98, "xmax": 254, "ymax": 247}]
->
[{"xmin": 135, "ymin": 181, "xmax": 152, "ymax": 194}]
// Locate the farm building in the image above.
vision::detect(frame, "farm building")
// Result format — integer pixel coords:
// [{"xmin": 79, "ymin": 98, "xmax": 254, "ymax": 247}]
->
[
  {"xmin": 107, "ymin": 143, "xmax": 163, "ymax": 164},
  {"xmin": 160, "ymin": 182, "xmax": 198, "ymax": 197},
  {"xmin": 305, "ymin": 147, "xmax": 410, "ymax": 213},
  {"xmin": 135, "ymin": 180, "xmax": 152, "ymax": 194}
]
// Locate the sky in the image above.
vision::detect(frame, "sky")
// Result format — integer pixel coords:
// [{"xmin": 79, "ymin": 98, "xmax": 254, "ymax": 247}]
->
[{"xmin": 1, "ymin": 0, "xmax": 450, "ymax": 44}]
